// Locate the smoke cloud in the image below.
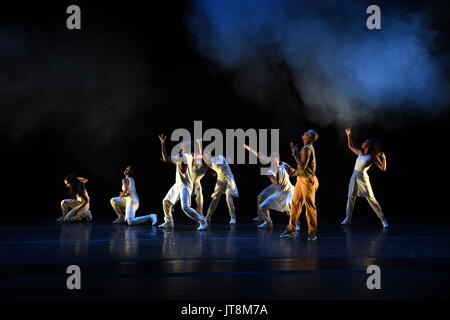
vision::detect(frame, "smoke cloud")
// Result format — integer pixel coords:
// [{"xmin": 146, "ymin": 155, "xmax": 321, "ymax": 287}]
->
[{"xmin": 186, "ymin": 0, "xmax": 449, "ymax": 127}]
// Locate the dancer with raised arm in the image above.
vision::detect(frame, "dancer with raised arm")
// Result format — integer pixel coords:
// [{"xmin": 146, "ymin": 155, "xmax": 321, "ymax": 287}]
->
[
  {"xmin": 203, "ymin": 149, "xmax": 239, "ymax": 224},
  {"xmin": 280, "ymin": 130, "xmax": 319, "ymax": 240},
  {"xmin": 243, "ymin": 144, "xmax": 297, "ymax": 229},
  {"xmin": 341, "ymin": 128, "xmax": 389, "ymax": 227},
  {"xmin": 58, "ymin": 174, "xmax": 92, "ymax": 223},
  {"xmin": 158, "ymin": 135, "xmax": 208, "ymax": 230},
  {"xmin": 110, "ymin": 165, "xmax": 158, "ymax": 225}
]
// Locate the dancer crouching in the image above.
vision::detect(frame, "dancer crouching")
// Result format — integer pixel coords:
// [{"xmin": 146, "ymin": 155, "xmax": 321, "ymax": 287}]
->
[
  {"xmin": 243, "ymin": 144, "xmax": 297, "ymax": 230},
  {"xmin": 58, "ymin": 174, "xmax": 92, "ymax": 223}
]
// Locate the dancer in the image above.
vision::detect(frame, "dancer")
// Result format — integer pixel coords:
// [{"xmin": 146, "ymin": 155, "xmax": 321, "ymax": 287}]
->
[
  {"xmin": 191, "ymin": 161, "xmax": 209, "ymax": 215},
  {"xmin": 341, "ymin": 128, "xmax": 389, "ymax": 227},
  {"xmin": 243, "ymin": 144, "xmax": 296, "ymax": 229},
  {"xmin": 158, "ymin": 135, "xmax": 208, "ymax": 230},
  {"xmin": 110, "ymin": 165, "xmax": 158, "ymax": 225},
  {"xmin": 203, "ymin": 150, "xmax": 239, "ymax": 224},
  {"xmin": 58, "ymin": 174, "xmax": 92, "ymax": 223},
  {"xmin": 280, "ymin": 130, "xmax": 319, "ymax": 240}
]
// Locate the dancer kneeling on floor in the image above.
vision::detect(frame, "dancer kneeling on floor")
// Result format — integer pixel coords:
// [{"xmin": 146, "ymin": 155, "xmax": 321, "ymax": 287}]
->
[{"xmin": 110, "ymin": 165, "xmax": 157, "ymax": 226}]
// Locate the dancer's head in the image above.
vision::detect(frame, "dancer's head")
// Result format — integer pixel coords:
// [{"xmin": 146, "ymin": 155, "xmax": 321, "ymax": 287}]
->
[
  {"xmin": 64, "ymin": 174, "xmax": 85, "ymax": 197},
  {"xmin": 124, "ymin": 165, "xmax": 134, "ymax": 177},
  {"xmin": 180, "ymin": 141, "xmax": 192, "ymax": 154},
  {"xmin": 361, "ymin": 139, "xmax": 380, "ymax": 156},
  {"xmin": 302, "ymin": 130, "xmax": 319, "ymax": 145}
]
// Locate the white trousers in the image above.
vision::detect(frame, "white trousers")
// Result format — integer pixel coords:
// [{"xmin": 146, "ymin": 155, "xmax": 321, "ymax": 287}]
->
[
  {"xmin": 163, "ymin": 186, "xmax": 205, "ymax": 223},
  {"xmin": 60, "ymin": 199, "xmax": 90, "ymax": 223},
  {"xmin": 110, "ymin": 196, "xmax": 153, "ymax": 225},
  {"xmin": 346, "ymin": 195, "xmax": 385, "ymax": 220},
  {"xmin": 207, "ymin": 177, "xmax": 238, "ymax": 219}
]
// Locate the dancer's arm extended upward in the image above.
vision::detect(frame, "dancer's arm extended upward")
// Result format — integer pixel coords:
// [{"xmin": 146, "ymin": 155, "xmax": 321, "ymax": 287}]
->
[
  {"xmin": 345, "ymin": 128, "xmax": 363, "ymax": 155},
  {"xmin": 290, "ymin": 142, "xmax": 311, "ymax": 170}
]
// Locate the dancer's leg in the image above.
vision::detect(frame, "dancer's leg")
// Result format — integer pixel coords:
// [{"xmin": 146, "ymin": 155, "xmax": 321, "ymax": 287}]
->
[
  {"xmin": 303, "ymin": 177, "xmax": 319, "ymax": 236},
  {"xmin": 366, "ymin": 195, "xmax": 389, "ymax": 227},
  {"xmin": 287, "ymin": 179, "xmax": 304, "ymax": 232},
  {"xmin": 225, "ymin": 190, "xmax": 236, "ymax": 223},
  {"xmin": 194, "ymin": 184, "xmax": 204, "ymax": 215},
  {"xmin": 110, "ymin": 197, "xmax": 126, "ymax": 223},
  {"xmin": 342, "ymin": 196, "xmax": 356, "ymax": 225},
  {"xmin": 161, "ymin": 199, "xmax": 174, "ymax": 225}
]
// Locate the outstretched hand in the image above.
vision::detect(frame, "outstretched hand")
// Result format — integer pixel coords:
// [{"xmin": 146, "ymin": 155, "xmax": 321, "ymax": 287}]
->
[
  {"xmin": 290, "ymin": 142, "xmax": 298, "ymax": 154},
  {"xmin": 158, "ymin": 135, "xmax": 166, "ymax": 144},
  {"xmin": 345, "ymin": 128, "xmax": 352, "ymax": 135}
]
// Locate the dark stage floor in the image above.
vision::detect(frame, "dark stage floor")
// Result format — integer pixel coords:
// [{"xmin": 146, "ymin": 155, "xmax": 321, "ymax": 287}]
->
[{"xmin": 1, "ymin": 217, "xmax": 449, "ymax": 300}]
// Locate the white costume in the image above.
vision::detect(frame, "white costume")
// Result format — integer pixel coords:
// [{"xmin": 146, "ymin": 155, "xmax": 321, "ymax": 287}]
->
[
  {"xmin": 110, "ymin": 177, "xmax": 156, "ymax": 225},
  {"xmin": 162, "ymin": 153, "xmax": 206, "ymax": 227},
  {"xmin": 60, "ymin": 190, "xmax": 92, "ymax": 223},
  {"xmin": 346, "ymin": 153, "xmax": 385, "ymax": 220},
  {"xmin": 206, "ymin": 155, "xmax": 238, "ymax": 222},
  {"xmin": 191, "ymin": 162, "xmax": 209, "ymax": 214},
  {"xmin": 257, "ymin": 163, "xmax": 294, "ymax": 226}
]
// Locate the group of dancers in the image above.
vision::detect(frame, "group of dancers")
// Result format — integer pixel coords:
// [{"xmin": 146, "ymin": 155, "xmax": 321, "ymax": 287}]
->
[{"xmin": 57, "ymin": 128, "xmax": 389, "ymax": 240}]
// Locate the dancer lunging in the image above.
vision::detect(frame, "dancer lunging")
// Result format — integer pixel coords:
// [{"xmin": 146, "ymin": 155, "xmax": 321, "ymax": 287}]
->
[
  {"xmin": 158, "ymin": 135, "xmax": 208, "ymax": 230},
  {"xmin": 341, "ymin": 128, "xmax": 389, "ymax": 227},
  {"xmin": 280, "ymin": 130, "xmax": 319, "ymax": 240},
  {"xmin": 110, "ymin": 165, "xmax": 157, "ymax": 225},
  {"xmin": 243, "ymin": 144, "xmax": 296, "ymax": 229},
  {"xmin": 58, "ymin": 174, "xmax": 92, "ymax": 223},
  {"xmin": 203, "ymin": 150, "xmax": 239, "ymax": 224}
]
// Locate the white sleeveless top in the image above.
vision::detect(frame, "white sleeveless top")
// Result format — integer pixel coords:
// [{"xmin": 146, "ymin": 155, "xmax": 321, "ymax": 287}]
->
[
  {"xmin": 277, "ymin": 163, "xmax": 295, "ymax": 192},
  {"xmin": 174, "ymin": 153, "xmax": 194, "ymax": 189},
  {"xmin": 123, "ymin": 177, "xmax": 138, "ymax": 200},
  {"xmin": 210, "ymin": 155, "xmax": 233, "ymax": 179},
  {"xmin": 354, "ymin": 153, "xmax": 373, "ymax": 173}
]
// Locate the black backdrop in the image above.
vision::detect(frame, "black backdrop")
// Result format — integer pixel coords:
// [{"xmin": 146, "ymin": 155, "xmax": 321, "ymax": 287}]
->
[{"xmin": 1, "ymin": 1, "xmax": 449, "ymax": 224}]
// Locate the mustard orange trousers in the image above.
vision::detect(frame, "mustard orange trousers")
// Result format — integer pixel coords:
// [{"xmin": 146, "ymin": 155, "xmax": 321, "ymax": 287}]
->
[{"xmin": 288, "ymin": 176, "xmax": 319, "ymax": 233}]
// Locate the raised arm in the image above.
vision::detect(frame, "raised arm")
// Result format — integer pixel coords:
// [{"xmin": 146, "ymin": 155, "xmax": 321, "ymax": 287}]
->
[
  {"xmin": 243, "ymin": 144, "xmax": 271, "ymax": 163},
  {"xmin": 345, "ymin": 128, "xmax": 363, "ymax": 156},
  {"xmin": 374, "ymin": 152, "xmax": 387, "ymax": 171},
  {"xmin": 159, "ymin": 135, "xmax": 172, "ymax": 163},
  {"xmin": 290, "ymin": 142, "xmax": 311, "ymax": 170},
  {"xmin": 193, "ymin": 138, "xmax": 203, "ymax": 162}
]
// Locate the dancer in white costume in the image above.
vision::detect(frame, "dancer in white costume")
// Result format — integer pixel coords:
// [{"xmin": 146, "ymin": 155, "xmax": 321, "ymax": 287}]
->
[
  {"xmin": 58, "ymin": 174, "xmax": 92, "ymax": 223},
  {"xmin": 203, "ymin": 150, "xmax": 239, "ymax": 224},
  {"xmin": 243, "ymin": 144, "xmax": 297, "ymax": 229},
  {"xmin": 341, "ymin": 128, "xmax": 389, "ymax": 228},
  {"xmin": 158, "ymin": 135, "xmax": 208, "ymax": 230},
  {"xmin": 110, "ymin": 165, "xmax": 157, "ymax": 226},
  {"xmin": 191, "ymin": 162, "xmax": 209, "ymax": 215}
]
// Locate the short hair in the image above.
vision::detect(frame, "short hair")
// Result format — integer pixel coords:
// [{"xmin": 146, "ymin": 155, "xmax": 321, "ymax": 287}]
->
[
  {"xmin": 307, "ymin": 130, "xmax": 319, "ymax": 143},
  {"xmin": 126, "ymin": 165, "xmax": 135, "ymax": 177}
]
